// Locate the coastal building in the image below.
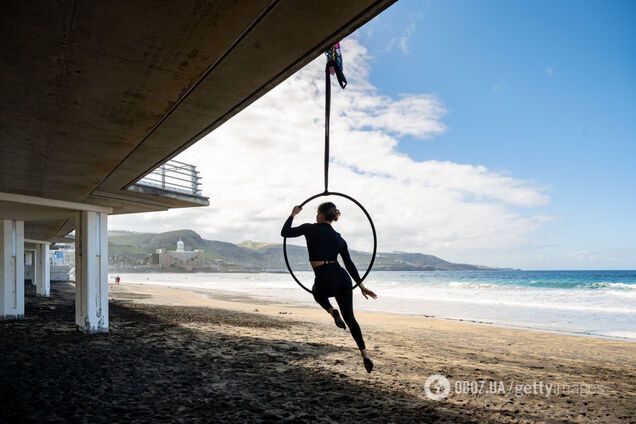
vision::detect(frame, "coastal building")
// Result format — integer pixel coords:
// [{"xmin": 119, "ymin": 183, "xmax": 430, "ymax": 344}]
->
[
  {"xmin": 24, "ymin": 246, "xmax": 72, "ymax": 287},
  {"xmin": 148, "ymin": 239, "xmax": 205, "ymax": 272},
  {"xmin": 0, "ymin": 1, "xmax": 394, "ymax": 332}
]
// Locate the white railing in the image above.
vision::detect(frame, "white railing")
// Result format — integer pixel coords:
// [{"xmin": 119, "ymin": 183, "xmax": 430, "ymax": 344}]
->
[{"xmin": 134, "ymin": 160, "xmax": 202, "ymax": 196}]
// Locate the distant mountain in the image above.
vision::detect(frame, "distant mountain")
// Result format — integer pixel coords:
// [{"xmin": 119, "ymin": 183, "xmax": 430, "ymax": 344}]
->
[{"xmin": 108, "ymin": 229, "xmax": 511, "ymax": 272}]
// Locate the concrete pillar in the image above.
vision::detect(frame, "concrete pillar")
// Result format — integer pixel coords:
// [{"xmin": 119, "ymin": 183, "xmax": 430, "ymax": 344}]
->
[
  {"xmin": 75, "ymin": 211, "xmax": 108, "ymax": 333},
  {"xmin": 36, "ymin": 243, "xmax": 50, "ymax": 297},
  {"xmin": 0, "ymin": 220, "xmax": 25, "ymax": 319},
  {"xmin": 29, "ymin": 250, "xmax": 37, "ymax": 287}
]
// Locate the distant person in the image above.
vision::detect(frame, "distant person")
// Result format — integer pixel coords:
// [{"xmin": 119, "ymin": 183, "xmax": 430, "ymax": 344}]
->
[
  {"xmin": 281, "ymin": 202, "xmax": 378, "ymax": 373},
  {"xmin": 115, "ymin": 275, "xmax": 120, "ymax": 285}
]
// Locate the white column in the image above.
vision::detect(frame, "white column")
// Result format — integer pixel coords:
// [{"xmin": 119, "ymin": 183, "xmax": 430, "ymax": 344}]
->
[
  {"xmin": 75, "ymin": 211, "xmax": 108, "ymax": 333},
  {"xmin": 36, "ymin": 243, "xmax": 50, "ymax": 297},
  {"xmin": 29, "ymin": 250, "xmax": 37, "ymax": 287},
  {"xmin": 0, "ymin": 220, "xmax": 25, "ymax": 319}
]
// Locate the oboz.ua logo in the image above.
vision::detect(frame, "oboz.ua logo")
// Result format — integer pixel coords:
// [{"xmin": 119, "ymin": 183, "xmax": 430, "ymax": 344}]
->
[{"xmin": 424, "ymin": 374, "xmax": 451, "ymax": 401}]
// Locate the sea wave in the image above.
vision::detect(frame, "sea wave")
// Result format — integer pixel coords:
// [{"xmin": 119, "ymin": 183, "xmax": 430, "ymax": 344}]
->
[
  {"xmin": 597, "ymin": 331, "xmax": 636, "ymax": 340},
  {"xmin": 448, "ymin": 282, "xmax": 499, "ymax": 289},
  {"xmin": 584, "ymin": 282, "xmax": 636, "ymax": 290},
  {"xmin": 446, "ymin": 298, "xmax": 634, "ymax": 314},
  {"xmin": 113, "ymin": 271, "xmax": 636, "ymax": 341}
]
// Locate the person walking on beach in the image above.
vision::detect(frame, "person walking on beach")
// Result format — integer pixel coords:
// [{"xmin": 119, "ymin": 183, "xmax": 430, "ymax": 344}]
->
[{"xmin": 281, "ymin": 202, "xmax": 378, "ymax": 373}]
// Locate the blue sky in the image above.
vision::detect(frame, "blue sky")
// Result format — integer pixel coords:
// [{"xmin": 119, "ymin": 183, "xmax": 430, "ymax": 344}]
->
[
  {"xmin": 114, "ymin": 0, "xmax": 635, "ymax": 270},
  {"xmin": 358, "ymin": 0, "xmax": 636, "ymax": 268}
]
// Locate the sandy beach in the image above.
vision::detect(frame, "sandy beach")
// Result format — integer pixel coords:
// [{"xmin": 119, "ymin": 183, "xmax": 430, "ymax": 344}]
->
[{"xmin": 1, "ymin": 282, "xmax": 634, "ymax": 423}]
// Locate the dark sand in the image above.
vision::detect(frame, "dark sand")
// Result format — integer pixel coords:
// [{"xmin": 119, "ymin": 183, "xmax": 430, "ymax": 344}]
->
[{"xmin": 1, "ymin": 282, "xmax": 634, "ymax": 423}]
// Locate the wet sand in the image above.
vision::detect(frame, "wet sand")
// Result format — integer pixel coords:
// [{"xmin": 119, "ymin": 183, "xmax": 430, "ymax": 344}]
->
[{"xmin": 1, "ymin": 282, "xmax": 634, "ymax": 423}]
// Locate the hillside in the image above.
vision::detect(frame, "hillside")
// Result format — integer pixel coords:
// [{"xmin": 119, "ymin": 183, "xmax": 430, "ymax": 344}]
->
[{"xmin": 108, "ymin": 230, "xmax": 508, "ymax": 272}]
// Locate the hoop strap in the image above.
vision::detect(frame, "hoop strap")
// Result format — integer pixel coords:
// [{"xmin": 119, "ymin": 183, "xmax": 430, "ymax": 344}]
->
[
  {"xmin": 324, "ymin": 63, "xmax": 331, "ymax": 193},
  {"xmin": 324, "ymin": 60, "xmax": 347, "ymax": 193}
]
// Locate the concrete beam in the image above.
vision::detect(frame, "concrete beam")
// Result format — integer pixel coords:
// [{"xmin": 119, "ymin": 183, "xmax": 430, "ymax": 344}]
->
[
  {"xmin": 0, "ymin": 192, "xmax": 112, "ymax": 252},
  {"xmin": 25, "ymin": 239, "xmax": 52, "ymax": 245},
  {"xmin": 0, "ymin": 220, "xmax": 25, "ymax": 319},
  {"xmin": 0, "ymin": 192, "xmax": 112, "ymax": 214},
  {"xmin": 75, "ymin": 211, "xmax": 108, "ymax": 333}
]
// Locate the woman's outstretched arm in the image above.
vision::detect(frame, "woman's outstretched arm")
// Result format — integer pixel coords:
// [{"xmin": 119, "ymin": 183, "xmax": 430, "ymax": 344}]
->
[
  {"xmin": 341, "ymin": 240, "xmax": 378, "ymax": 300},
  {"xmin": 281, "ymin": 206, "xmax": 310, "ymax": 238},
  {"xmin": 339, "ymin": 241, "xmax": 362, "ymax": 283}
]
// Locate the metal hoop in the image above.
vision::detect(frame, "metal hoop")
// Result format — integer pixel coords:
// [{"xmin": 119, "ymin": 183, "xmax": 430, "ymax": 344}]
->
[{"xmin": 283, "ymin": 191, "xmax": 377, "ymax": 294}]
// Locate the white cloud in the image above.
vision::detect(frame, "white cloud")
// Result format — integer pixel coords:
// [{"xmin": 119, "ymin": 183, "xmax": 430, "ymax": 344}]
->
[
  {"xmin": 384, "ymin": 17, "xmax": 416, "ymax": 55},
  {"xmin": 111, "ymin": 39, "xmax": 550, "ymax": 263},
  {"xmin": 564, "ymin": 248, "xmax": 636, "ymax": 263}
]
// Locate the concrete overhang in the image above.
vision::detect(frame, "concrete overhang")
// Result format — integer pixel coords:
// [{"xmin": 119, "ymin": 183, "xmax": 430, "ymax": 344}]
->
[
  {"xmin": 0, "ymin": 191, "xmax": 112, "ymax": 240},
  {"xmin": 1, "ymin": 0, "xmax": 396, "ymax": 241}
]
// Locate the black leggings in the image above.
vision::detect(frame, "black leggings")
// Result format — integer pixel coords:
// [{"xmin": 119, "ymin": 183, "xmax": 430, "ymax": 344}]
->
[{"xmin": 312, "ymin": 263, "xmax": 366, "ymax": 351}]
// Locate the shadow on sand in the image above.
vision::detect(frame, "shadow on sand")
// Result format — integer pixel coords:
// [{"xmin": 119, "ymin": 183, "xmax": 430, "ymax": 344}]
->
[{"xmin": 0, "ymin": 284, "xmax": 502, "ymax": 423}]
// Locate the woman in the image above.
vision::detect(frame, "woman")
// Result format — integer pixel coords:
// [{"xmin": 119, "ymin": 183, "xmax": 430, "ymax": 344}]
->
[{"xmin": 281, "ymin": 202, "xmax": 378, "ymax": 373}]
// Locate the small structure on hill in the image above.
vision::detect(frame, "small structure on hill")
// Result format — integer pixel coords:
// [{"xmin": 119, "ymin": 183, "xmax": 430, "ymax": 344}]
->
[{"xmin": 148, "ymin": 239, "xmax": 205, "ymax": 271}]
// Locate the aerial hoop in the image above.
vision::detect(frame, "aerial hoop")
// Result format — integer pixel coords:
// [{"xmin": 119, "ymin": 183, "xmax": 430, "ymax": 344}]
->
[
  {"xmin": 282, "ymin": 42, "xmax": 377, "ymax": 294},
  {"xmin": 283, "ymin": 191, "xmax": 377, "ymax": 294}
]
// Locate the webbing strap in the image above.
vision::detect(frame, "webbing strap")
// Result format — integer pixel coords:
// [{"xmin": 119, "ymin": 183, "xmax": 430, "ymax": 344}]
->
[{"xmin": 324, "ymin": 60, "xmax": 347, "ymax": 193}]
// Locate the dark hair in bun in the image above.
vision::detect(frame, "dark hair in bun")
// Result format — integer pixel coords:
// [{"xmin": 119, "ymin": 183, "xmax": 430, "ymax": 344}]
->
[{"xmin": 318, "ymin": 202, "xmax": 341, "ymax": 222}]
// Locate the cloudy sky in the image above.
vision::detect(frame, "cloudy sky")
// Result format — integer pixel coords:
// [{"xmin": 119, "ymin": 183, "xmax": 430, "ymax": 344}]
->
[{"xmin": 112, "ymin": 0, "xmax": 636, "ymax": 270}]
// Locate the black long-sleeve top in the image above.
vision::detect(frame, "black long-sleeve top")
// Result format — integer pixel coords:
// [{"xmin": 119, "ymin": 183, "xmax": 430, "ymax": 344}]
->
[{"xmin": 281, "ymin": 216, "xmax": 362, "ymax": 283}]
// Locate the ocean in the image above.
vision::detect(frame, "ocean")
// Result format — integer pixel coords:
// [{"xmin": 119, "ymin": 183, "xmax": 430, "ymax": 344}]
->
[{"xmin": 111, "ymin": 270, "xmax": 636, "ymax": 341}]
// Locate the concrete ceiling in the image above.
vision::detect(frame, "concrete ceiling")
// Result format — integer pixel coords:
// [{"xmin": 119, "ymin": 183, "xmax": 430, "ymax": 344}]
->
[{"xmin": 0, "ymin": 0, "xmax": 396, "ymax": 241}]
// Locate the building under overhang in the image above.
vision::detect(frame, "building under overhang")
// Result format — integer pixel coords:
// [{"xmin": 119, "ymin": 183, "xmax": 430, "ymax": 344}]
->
[{"xmin": 0, "ymin": 0, "xmax": 395, "ymax": 331}]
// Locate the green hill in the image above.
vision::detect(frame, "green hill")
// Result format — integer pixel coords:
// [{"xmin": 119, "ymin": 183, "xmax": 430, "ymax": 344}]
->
[{"xmin": 108, "ymin": 229, "xmax": 507, "ymax": 272}]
